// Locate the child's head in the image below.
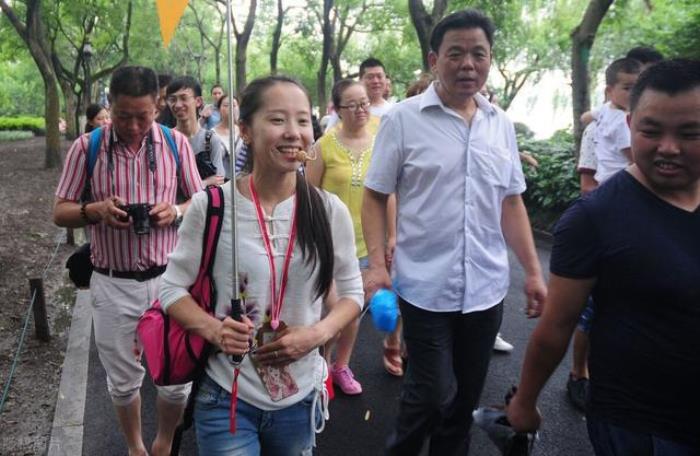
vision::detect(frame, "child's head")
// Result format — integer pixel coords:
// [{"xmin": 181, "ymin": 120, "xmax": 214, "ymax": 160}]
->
[{"xmin": 605, "ymin": 58, "xmax": 643, "ymax": 111}]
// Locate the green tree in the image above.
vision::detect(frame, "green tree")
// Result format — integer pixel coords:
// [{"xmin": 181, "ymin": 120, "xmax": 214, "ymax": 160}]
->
[
  {"xmin": 1, "ymin": 0, "xmax": 62, "ymax": 168},
  {"xmin": 47, "ymin": 0, "xmax": 133, "ymax": 137}
]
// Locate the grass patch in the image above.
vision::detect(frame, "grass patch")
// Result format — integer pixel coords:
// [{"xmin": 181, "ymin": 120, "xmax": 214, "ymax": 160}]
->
[{"xmin": 0, "ymin": 130, "xmax": 34, "ymax": 142}]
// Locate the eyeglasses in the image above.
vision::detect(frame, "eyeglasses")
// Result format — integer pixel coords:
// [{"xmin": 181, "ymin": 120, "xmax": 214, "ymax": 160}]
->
[
  {"xmin": 338, "ymin": 101, "xmax": 370, "ymax": 112},
  {"xmin": 165, "ymin": 94, "xmax": 195, "ymax": 105}
]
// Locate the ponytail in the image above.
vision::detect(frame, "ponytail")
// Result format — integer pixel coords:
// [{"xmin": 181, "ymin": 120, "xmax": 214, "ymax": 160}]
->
[{"xmin": 296, "ymin": 171, "xmax": 333, "ymax": 300}]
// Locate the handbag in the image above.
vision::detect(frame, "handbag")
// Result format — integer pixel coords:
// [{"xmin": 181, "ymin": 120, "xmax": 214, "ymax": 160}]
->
[{"xmin": 137, "ymin": 185, "xmax": 224, "ymax": 385}]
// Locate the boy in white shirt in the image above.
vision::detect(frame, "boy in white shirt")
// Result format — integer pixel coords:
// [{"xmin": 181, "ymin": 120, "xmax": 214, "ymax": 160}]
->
[{"xmin": 593, "ymin": 58, "xmax": 642, "ymax": 183}]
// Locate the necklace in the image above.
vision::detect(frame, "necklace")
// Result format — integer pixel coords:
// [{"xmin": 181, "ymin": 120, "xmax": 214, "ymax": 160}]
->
[{"xmin": 332, "ymin": 132, "xmax": 374, "ymax": 187}]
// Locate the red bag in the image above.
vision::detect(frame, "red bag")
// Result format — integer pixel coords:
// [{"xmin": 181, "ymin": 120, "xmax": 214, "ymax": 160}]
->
[{"xmin": 137, "ymin": 186, "xmax": 225, "ymax": 386}]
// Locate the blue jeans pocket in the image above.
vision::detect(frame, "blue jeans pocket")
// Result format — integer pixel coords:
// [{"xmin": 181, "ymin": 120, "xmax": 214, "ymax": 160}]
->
[{"xmin": 195, "ymin": 375, "xmax": 226, "ymax": 409}]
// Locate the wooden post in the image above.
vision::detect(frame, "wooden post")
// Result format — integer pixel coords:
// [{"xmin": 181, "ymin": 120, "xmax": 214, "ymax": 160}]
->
[
  {"xmin": 66, "ymin": 228, "xmax": 75, "ymax": 246},
  {"xmin": 30, "ymin": 278, "xmax": 50, "ymax": 342}
]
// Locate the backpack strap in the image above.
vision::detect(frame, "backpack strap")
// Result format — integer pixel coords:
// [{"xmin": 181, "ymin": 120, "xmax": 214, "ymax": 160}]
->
[
  {"xmin": 204, "ymin": 129, "xmax": 213, "ymax": 160},
  {"xmin": 159, "ymin": 125, "xmax": 180, "ymax": 170},
  {"xmin": 188, "ymin": 185, "xmax": 225, "ymax": 315},
  {"xmin": 201, "ymin": 185, "xmax": 224, "ymax": 275},
  {"xmin": 81, "ymin": 127, "xmax": 104, "ymax": 202}
]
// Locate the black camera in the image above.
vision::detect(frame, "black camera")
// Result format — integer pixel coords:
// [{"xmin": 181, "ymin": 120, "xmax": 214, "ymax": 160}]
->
[{"xmin": 119, "ymin": 203, "xmax": 153, "ymax": 235}]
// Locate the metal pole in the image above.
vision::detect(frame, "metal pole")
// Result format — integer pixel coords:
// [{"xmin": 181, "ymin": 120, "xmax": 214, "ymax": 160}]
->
[{"xmin": 225, "ymin": 0, "xmax": 241, "ymax": 305}]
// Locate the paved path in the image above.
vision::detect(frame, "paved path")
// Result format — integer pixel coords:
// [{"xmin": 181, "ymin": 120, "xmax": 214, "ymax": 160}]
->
[{"xmin": 70, "ymin": 240, "xmax": 594, "ymax": 455}]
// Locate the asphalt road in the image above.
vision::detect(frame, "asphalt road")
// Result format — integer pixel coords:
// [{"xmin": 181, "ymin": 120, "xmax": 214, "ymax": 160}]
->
[{"xmin": 82, "ymin": 240, "xmax": 594, "ymax": 455}]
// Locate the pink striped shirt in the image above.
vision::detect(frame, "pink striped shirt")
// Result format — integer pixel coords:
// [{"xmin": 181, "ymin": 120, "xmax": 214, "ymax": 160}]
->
[{"xmin": 56, "ymin": 123, "xmax": 203, "ymax": 270}]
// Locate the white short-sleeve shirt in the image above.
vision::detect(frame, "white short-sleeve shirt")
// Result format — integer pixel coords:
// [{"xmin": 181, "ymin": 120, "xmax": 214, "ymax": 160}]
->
[
  {"xmin": 364, "ymin": 82, "xmax": 526, "ymax": 314},
  {"xmin": 594, "ymin": 104, "xmax": 631, "ymax": 183},
  {"xmin": 578, "ymin": 122, "xmax": 597, "ymax": 174}
]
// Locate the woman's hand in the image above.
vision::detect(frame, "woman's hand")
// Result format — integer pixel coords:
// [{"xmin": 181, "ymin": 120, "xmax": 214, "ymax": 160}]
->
[
  {"xmin": 253, "ymin": 325, "xmax": 324, "ymax": 367},
  {"xmin": 216, "ymin": 315, "xmax": 254, "ymax": 356}
]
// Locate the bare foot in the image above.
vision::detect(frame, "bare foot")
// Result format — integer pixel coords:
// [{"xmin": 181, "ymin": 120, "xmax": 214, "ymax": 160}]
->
[
  {"xmin": 151, "ymin": 438, "xmax": 171, "ymax": 456},
  {"xmin": 128, "ymin": 446, "xmax": 148, "ymax": 456}
]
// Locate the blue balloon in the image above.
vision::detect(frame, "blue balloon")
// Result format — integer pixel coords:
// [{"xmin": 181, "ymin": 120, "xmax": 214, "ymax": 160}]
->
[{"xmin": 369, "ymin": 288, "xmax": 398, "ymax": 332}]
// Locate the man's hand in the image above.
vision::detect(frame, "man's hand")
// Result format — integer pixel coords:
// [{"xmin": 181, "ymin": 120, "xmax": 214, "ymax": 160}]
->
[
  {"xmin": 506, "ymin": 394, "xmax": 541, "ymax": 433},
  {"xmin": 524, "ymin": 274, "xmax": 547, "ymax": 318},
  {"xmin": 363, "ymin": 265, "xmax": 392, "ymax": 304},
  {"xmin": 200, "ymin": 105, "xmax": 213, "ymax": 120},
  {"xmin": 150, "ymin": 202, "xmax": 178, "ymax": 227},
  {"xmin": 95, "ymin": 196, "xmax": 130, "ymax": 229},
  {"xmin": 253, "ymin": 325, "xmax": 324, "ymax": 367}
]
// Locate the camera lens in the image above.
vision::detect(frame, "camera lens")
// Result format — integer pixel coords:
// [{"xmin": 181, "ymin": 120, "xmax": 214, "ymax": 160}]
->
[{"xmin": 125, "ymin": 204, "xmax": 151, "ymax": 235}]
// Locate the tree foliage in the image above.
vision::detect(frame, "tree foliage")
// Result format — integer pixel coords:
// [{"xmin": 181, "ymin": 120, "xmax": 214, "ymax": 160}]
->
[{"xmin": 2, "ymin": 0, "xmax": 699, "ymax": 146}]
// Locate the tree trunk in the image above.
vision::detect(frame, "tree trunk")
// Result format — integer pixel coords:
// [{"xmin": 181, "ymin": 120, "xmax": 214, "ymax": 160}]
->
[
  {"xmin": 44, "ymin": 75, "xmax": 62, "ymax": 169},
  {"xmin": 232, "ymin": 0, "xmax": 257, "ymax": 93},
  {"xmin": 235, "ymin": 40, "xmax": 247, "ymax": 93},
  {"xmin": 270, "ymin": 0, "xmax": 284, "ymax": 74},
  {"xmin": 571, "ymin": 0, "xmax": 614, "ymax": 155},
  {"xmin": 215, "ymin": 48, "xmax": 221, "ymax": 84},
  {"xmin": 316, "ymin": 0, "xmax": 334, "ymax": 112},
  {"xmin": 331, "ymin": 54, "xmax": 343, "ymax": 82},
  {"xmin": 408, "ymin": 0, "xmax": 449, "ymax": 71},
  {"xmin": 60, "ymin": 80, "xmax": 80, "ymax": 139}
]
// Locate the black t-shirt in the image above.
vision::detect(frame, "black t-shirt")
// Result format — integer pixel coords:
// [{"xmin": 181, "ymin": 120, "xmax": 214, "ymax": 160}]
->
[{"xmin": 550, "ymin": 171, "xmax": 700, "ymax": 446}]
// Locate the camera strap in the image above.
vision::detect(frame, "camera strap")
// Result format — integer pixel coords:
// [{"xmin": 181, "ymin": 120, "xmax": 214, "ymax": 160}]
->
[
  {"xmin": 106, "ymin": 130, "xmax": 156, "ymax": 201},
  {"xmin": 84, "ymin": 125, "xmax": 181, "ymax": 204}
]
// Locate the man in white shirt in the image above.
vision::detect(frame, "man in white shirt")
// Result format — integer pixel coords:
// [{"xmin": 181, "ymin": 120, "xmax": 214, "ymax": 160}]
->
[
  {"xmin": 362, "ymin": 9, "xmax": 546, "ymax": 455},
  {"xmin": 324, "ymin": 57, "xmax": 394, "ymax": 131}
]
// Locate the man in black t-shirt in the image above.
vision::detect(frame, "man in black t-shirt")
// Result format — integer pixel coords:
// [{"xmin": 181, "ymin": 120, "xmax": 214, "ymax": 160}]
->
[{"xmin": 506, "ymin": 59, "xmax": 700, "ymax": 454}]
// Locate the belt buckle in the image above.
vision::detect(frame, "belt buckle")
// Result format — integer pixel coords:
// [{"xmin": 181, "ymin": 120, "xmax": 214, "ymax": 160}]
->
[{"xmin": 134, "ymin": 270, "xmax": 147, "ymax": 282}]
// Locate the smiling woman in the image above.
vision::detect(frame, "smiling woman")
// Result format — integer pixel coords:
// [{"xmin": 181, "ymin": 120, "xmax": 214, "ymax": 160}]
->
[{"xmin": 159, "ymin": 75, "xmax": 365, "ymax": 454}]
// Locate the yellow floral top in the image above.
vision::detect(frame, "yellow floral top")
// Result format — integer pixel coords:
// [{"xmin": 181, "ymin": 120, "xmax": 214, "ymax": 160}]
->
[{"xmin": 317, "ymin": 130, "xmax": 375, "ymax": 258}]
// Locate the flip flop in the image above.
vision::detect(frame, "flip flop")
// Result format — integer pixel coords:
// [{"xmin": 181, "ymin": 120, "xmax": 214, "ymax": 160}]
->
[{"xmin": 383, "ymin": 340, "xmax": 404, "ymax": 377}]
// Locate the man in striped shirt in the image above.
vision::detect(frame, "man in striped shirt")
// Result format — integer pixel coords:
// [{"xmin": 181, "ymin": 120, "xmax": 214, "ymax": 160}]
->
[{"xmin": 53, "ymin": 66, "xmax": 203, "ymax": 456}]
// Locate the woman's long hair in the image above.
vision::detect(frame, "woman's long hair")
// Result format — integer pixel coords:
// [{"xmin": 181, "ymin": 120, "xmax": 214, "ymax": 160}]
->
[{"xmin": 239, "ymin": 75, "xmax": 334, "ymax": 300}]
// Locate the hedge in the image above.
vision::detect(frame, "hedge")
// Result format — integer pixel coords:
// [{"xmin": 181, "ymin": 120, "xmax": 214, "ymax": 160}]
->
[
  {"xmin": 0, "ymin": 116, "xmax": 45, "ymax": 135},
  {"xmin": 0, "ymin": 131, "xmax": 34, "ymax": 142},
  {"xmin": 517, "ymin": 125, "xmax": 580, "ymax": 231}
]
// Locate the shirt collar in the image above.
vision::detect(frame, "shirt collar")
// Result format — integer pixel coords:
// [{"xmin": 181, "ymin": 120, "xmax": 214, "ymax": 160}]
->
[
  {"xmin": 419, "ymin": 82, "xmax": 497, "ymax": 116},
  {"xmin": 110, "ymin": 123, "xmax": 161, "ymax": 146}
]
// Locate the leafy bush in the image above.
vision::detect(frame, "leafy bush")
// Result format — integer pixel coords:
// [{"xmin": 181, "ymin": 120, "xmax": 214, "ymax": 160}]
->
[
  {"xmin": 518, "ymin": 129, "xmax": 580, "ymax": 230},
  {"xmin": 0, "ymin": 131, "xmax": 34, "ymax": 142},
  {"xmin": 0, "ymin": 116, "xmax": 45, "ymax": 135}
]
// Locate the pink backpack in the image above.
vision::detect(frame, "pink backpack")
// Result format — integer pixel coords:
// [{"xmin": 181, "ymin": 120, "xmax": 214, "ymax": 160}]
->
[{"xmin": 137, "ymin": 185, "xmax": 224, "ymax": 386}]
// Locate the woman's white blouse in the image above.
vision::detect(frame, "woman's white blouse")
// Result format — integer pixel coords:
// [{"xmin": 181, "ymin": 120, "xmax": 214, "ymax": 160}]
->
[{"xmin": 160, "ymin": 180, "xmax": 363, "ymax": 410}]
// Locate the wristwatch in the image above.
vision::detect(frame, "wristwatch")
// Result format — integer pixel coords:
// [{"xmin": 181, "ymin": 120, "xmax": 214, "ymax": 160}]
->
[{"xmin": 173, "ymin": 204, "xmax": 183, "ymax": 227}]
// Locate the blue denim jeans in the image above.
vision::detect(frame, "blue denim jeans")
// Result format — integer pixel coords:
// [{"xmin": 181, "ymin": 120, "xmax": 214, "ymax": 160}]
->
[
  {"xmin": 194, "ymin": 374, "xmax": 320, "ymax": 455},
  {"xmin": 576, "ymin": 297, "xmax": 595, "ymax": 333},
  {"xmin": 587, "ymin": 416, "xmax": 699, "ymax": 456}
]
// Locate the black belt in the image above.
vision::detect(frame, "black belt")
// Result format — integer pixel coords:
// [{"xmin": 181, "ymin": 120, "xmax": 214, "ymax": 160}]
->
[{"xmin": 93, "ymin": 265, "xmax": 166, "ymax": 282}]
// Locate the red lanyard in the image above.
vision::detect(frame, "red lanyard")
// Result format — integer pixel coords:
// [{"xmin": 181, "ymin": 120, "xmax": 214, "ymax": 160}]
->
[{"xmin": 248, "ymin": 177, "xmax": 297, "ymax": 331}]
